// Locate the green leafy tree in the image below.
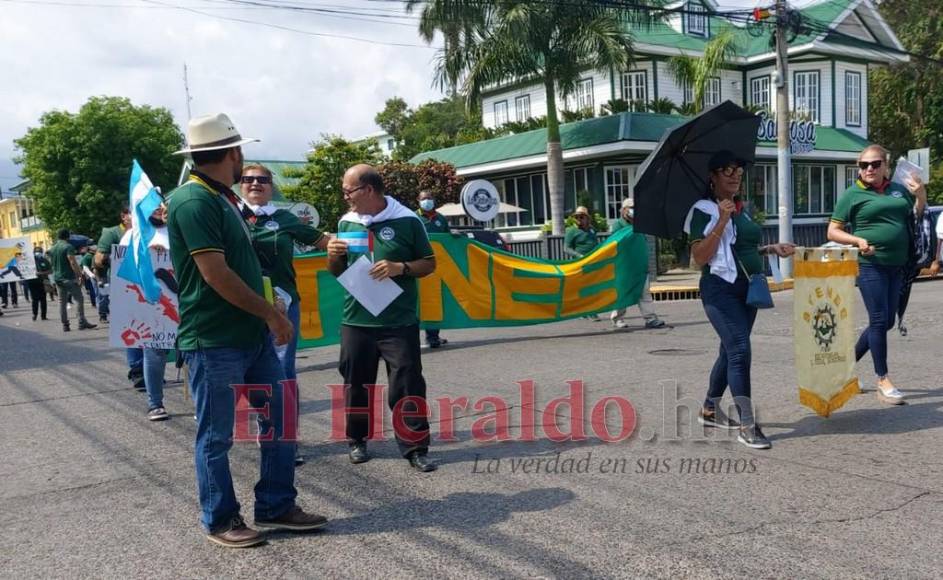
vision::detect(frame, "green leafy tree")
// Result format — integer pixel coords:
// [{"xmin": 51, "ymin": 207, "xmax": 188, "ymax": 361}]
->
[
  {"xmin": 666, "ymin": 29, "xmax": 738, "ymax": 114},
  {"xmin": 375, "ymin": 95, "xmax": 487, "ymax": 161},
  {"xmin": 378, "ymin": 160, "xmax": 463, "ymax": 209},
  {"xmin": 13, "ymin": 96, "xmax": 183, "ymax": 236},
  {"xmin": 283, "ymin": 135, "xmax": 383, "ymax": 229},
  {"xmin": 407, "ymin": 0, "xmax": 660, "ymax": 235},
  {"xmin": 647, "ymin": 97, "xmax": 678, "ymax": 115},
  {"xmin": 869, "ymin": 0, "xmax": 943, "ymax": 203}
]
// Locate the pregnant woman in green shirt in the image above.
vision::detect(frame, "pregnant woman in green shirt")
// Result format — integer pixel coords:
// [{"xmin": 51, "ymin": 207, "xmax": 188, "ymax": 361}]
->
[
  {"xmin": 687, "ymin": 151, "xmax": 795, "ymax": 450},
  {"xmin": 827, "ymin": 145, "xmax": 927, "ymax": 405}
]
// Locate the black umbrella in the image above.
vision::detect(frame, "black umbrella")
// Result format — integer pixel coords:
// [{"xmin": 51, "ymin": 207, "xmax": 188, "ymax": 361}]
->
[{"xmin": 633, "ymin": 101, "xmax": 762, "ymax": 238}]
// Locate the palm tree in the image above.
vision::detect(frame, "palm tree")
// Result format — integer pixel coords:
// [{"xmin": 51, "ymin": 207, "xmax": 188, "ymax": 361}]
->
[
  {"xmin": 406, "ymin": 0, "xmax": 660, "ymax": 235},
  {"xmin": 666, "ymin": 29, "xmax": 738, "ymax": 114}
]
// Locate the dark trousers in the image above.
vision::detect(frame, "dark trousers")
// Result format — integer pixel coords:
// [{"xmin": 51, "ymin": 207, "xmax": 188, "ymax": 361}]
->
[
  {"xmin": 699, "ymin": 274, "xmax": 758, "ymax": 425},
  {"xmin": 28, "ymin": 280, "xmax": 46, "ymax": 319},
  {"xmin": 0, "ymin": 281, "xmax": 17, "ymax": 306},
  {"xmin": 855, "ymin": 263, "xmax": 903, "ymax": 377},
  {"xmin": 339, "ymin": 324, "xmax": 430, "ymax": 456}
]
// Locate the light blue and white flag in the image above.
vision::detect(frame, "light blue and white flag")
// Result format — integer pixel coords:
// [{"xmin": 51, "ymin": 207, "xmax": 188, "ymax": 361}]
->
[
  {"xmin": 338, "ymin": 230, "xmax": 373, "ymax": 253},
  {"xmin": 117, "ymin": 160, "xmax": 163, "ymax": 304}
]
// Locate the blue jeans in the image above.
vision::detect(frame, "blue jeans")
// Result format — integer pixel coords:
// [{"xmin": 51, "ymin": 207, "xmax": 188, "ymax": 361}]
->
[
  {"xmin": 127, "ymin": 347, "xmax": 143, "ymax": 375},
  {"xmin": 280, "ymin": 300, "xmax": 301, "ymax": 381},
  {"xmin": 144, "ymin": 348, "xmax": 168, "ymax": 410},
  {"xmin": 699, "ymin": 274, "xmax": 758, "ymax": 425},
  {"xmin": 183, "ymin": 337, "xmax": 297, "ymax": 532},
  {"xmin": 98, "ymin": 292, "xmax": 109, "ymax": 320},
  {"xmin": 855, "ymin": 263, "xmax": 903, "ymax": 377}
]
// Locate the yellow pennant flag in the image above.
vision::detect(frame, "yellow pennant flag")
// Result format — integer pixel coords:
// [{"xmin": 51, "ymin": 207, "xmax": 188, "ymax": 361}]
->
[{"xmin": 793, "ymin": 247, "xmax": 861, "ymax": 417}]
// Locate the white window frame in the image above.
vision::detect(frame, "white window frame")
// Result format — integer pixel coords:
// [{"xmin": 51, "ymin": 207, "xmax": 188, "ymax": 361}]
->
[
  {"xmin": 844, "ymin": 166, "xmax": 858, "ymax": 190},
  {"xmin": 750, "ymin": 76, "xmax": 771, "ymax": 111},
  {"xmin": 604, "ymin": 165, "xmax": 637, "ymax": 220},
  {"xmin": 620, "ymin": 71, "xmax": 648, "ymax": 111},
  {"xmin": 792, "ymin": 165, "xmax": 836, "ymax": 215},
  {"xmin": 515, "ymin": 94, "xmax": 531, "ymax": 122},
  {"xmin": 845, "ymin": 71, "xmax": 861, "ymax": 127},
  {"xmin": 575, "ymin": 78, "xmax": 594, "ymax": 112},
  {"xmin": 793, "ymin": 70, "xmax": 820, "ymax": 124},
  {"xmin": 749, "ymin": 163, "xmax": 778, "ymax": 216},
  {"xmin": 494, "ymin": 100, "xmax": 508, "ymax": 126},
  {"xmin": 686, "ymin": 2, "xmax": 707, "ymax": 37},
  {"xmin": 704, "ymin": 77, "xmax": 721, "ymax": 107}
]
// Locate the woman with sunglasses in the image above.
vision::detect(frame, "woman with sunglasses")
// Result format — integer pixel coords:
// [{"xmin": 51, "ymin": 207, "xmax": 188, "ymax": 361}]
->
[
  {"xmin": 828, "ymin": 145, "xmax": 927, "ymax": 405},
  {"xmin": 685, "ymin": 150, "xmax": 795, "ymax": 449},
  {"xmin": 240, "ymin": 164, "xmax": 330, "ymax": 465}
]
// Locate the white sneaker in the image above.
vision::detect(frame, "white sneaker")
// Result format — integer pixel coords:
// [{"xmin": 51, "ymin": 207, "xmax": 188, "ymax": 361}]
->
[
  {"xmin": 613, "ymin": 320, "xmax": 628, "ymax": 329},
  {"xmin": 877, "ymin": 385, "xmax": 905, "ymax": 405}
]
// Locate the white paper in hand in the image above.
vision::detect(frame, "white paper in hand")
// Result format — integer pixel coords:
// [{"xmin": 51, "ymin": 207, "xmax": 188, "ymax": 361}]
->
[{"xmin": 336, "ymin": 255, "xmax": 404, "ymax": 317}]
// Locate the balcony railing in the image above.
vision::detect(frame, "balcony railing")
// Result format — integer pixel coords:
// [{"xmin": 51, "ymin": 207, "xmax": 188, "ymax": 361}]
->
[{"xmin": 19, "ymin": 216, "xmax": 43, "ymax": 231}]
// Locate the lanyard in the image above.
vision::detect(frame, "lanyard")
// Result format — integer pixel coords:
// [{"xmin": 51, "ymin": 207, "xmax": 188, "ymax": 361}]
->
[{"xmin": 188, "ymin": 175, "xmax": 253, "ymax": 243}]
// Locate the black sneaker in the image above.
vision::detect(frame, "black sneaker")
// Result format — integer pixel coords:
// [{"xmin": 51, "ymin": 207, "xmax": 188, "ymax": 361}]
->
[
  {"xmin": 349, "ymin": 443, "xmax": 370, "ymax": 464},
  {"xmin": 697, "ymin": 407, "xmax": 740, "ymax": 430},
  {"xmin": 147, "ymin": 407, "xmax": 169, "ymax": 421},
  {"xmin": 78, "ymin": 320, "xmax": 97, "ymax": 330},
  {"xmin": 737, "ymin": 424, "xmax": 771, "ymax": 450}
]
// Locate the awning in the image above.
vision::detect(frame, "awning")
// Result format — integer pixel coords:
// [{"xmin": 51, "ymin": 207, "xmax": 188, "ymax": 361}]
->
[{"xmin": 436, "ymin": 202, "xmax": 527, "ymax": 217}]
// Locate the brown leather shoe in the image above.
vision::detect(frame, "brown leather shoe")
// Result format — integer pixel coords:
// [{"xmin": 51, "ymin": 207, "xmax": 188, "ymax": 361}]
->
[
  {"xmin": 206, "ymin": 516, "xmax": 265, "ymax": 548},
  {"xmin": 255, "ymin": 505, "xmax": 328, "ymax": 532}
]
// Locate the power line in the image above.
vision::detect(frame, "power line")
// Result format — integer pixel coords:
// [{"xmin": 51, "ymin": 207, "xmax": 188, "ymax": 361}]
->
[{"xmin": 136, "ymin": 0, "xmax": 435, "ymax": 47}]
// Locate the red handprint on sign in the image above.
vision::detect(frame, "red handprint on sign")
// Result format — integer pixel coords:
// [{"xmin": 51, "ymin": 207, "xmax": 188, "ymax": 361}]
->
[{"xmin": 121, "ymin": 320, "xmax": 153, "ymax": 346}]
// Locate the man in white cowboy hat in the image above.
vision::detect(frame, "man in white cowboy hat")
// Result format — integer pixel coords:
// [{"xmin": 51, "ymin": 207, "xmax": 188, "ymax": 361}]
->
[
  {"xmin": 167, "ymin": 113, "xmax": 327, "ymax": 548},
  {"xmin": 610, "ymin": 197, "xmax": 666, "ymax": 329}
]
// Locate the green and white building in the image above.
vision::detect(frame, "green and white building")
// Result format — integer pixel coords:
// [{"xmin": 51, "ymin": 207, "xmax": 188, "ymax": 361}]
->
[{"xmin": 411, "ymin": 0, "xmax": 907, "ymax": 240}]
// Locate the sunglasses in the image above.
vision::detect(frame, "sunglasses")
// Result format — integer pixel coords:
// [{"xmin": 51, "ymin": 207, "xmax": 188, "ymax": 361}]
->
[
  {"xmin": 241, "ymin": 175, "xmax": 272, "ymax": 185},
  {"xmin": 717, "ymin": 166, "xmax": 744, "ymax": 177},
  {"xmin": 858, "ymin": 160, "xmax": 883, "ymax": 170}
]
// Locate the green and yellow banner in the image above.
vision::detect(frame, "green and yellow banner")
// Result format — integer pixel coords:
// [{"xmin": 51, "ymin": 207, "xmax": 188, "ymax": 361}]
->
[{"xmin": 295, "ymin": 228, "xmax": 650, "ymax": 348}]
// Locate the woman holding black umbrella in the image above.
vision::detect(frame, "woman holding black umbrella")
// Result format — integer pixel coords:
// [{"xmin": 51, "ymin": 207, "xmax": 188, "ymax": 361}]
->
[{"xmin": 685, "ymin": 150, "xmax": 795, "ymax": 450}]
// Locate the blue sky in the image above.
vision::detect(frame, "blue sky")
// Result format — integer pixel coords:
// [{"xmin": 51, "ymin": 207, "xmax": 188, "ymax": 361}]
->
[{"xmin": 0, "ymin": 0, "xmax": 816, "ymax": 192}]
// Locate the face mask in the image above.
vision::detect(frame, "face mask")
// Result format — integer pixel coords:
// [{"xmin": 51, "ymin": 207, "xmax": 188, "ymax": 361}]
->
[
  {"xmin": 419, "ymin": 199, "xmax": 435, "ymax": 211},
  {"xmin": 627, "ymin": 209, "xmax": 634, "ymax": 218}
]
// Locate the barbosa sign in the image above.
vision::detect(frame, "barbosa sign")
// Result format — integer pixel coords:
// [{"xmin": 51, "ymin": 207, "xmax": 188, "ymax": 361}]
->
[{"xmin": 756, "ymin": 111, "xmax": 816, "ymax": 155}]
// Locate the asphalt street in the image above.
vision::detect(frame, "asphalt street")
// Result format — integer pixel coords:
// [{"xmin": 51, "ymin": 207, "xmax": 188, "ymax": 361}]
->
[{"xmin": 2, "ymin": 281, "xmax": 942, "ymax": 579}]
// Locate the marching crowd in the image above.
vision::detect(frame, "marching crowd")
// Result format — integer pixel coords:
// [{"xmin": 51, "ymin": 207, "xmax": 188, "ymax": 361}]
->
[{"xmin": 4, "ymin": 110, "xmax": 937, "ymax": 548}]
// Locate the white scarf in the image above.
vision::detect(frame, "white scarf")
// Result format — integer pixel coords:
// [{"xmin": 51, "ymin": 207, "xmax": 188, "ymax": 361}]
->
[
  {"xmin": 242, "ymin": 201, "xmax": 278, "ymax": 217},
  {"xmin": 339, "ymin": 195, "xmax": 420, "ymax": 226},
  {"xmin": 683, "ymin": 199, "xmax": 738, "ymax": 284}
]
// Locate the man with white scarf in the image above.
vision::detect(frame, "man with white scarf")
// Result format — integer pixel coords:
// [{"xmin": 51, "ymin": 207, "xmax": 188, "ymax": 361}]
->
[{"xmin": 327, "ymin": 164, "xmax": 438, "ymax": 472}]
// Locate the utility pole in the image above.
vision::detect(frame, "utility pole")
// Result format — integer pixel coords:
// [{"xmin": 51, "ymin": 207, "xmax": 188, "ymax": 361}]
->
[
  {"xmin": 183, "ymin": 63, "xmax": 193, "ymax": 121},
  {"xmin": 774, "ymin": 0, "xmax": 793, "ymax": 277}
]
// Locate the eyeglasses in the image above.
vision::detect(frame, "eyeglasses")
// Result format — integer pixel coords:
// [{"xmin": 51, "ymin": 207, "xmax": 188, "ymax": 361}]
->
[
  {"xmin": 858, "ymin": 160, "xmax": 883, "ymax": 170},
  {"xmin": 342, "ymin": 185, "xmax": 366, "ymax": 196},
  {"xmin": 717, "ymin": 166, "xmax": 744, "ymax": 177},
  {"xmin": 241, "ymin": 175, "xmax": 272, "ymax": 185}
]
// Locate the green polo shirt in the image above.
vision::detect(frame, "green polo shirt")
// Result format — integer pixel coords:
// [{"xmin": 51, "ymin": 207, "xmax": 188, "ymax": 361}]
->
[
  {"xmin": 250, "ymin": 209, "xmax": 324, "ymax": 303},
  {"xmin": 418, "ymin": 210, "xmax": 450, "ymax": 233},
  {"xmin": 830, "ymin": 180, "xmax": 914, "ymax": 267},
  {"xmin": 168, "ymin": 178, "xmax": 266, "ymax": 350},
  {"xmin": 49, "ymin": 240, "xmax": 76, "ymax": 282},
  {"xmin": 80, "ymin": 252, "xmax": 93, "ymax": 271},
  {"xmin": 96, "ymin": 224, "xmax": 125, "ymax": 278},
  {"xmin": 564, "ymin": 226, "xmax": 598, "ymax": 256},
  {"xmin": 338, "ymin": 216, "xmax": 434, "ymax": 328},
  {"xmin": 689, "ymin": 208, "xmax": 764, "ymax": 277}
]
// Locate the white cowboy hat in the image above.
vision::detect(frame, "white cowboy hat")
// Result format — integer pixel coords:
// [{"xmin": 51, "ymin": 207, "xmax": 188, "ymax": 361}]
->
[{"xmin": 173, "ymin": 113, "xmax": 259, "ymax": 155}]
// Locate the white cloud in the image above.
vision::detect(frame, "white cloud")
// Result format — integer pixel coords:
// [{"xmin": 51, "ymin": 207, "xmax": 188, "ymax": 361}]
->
[
  {"xmin": 0, "ymin": 0, "xmax": 828, "ymax": 192},
  {"xmin": 0, "ymin": 0, "xmax": 444, "ymax": 190}
]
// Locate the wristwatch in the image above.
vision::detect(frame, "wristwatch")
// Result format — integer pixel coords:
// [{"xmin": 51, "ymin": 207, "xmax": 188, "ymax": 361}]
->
[{"xmin": 401, "ymin": 261, "xmax": 411, "ymax": 276}]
